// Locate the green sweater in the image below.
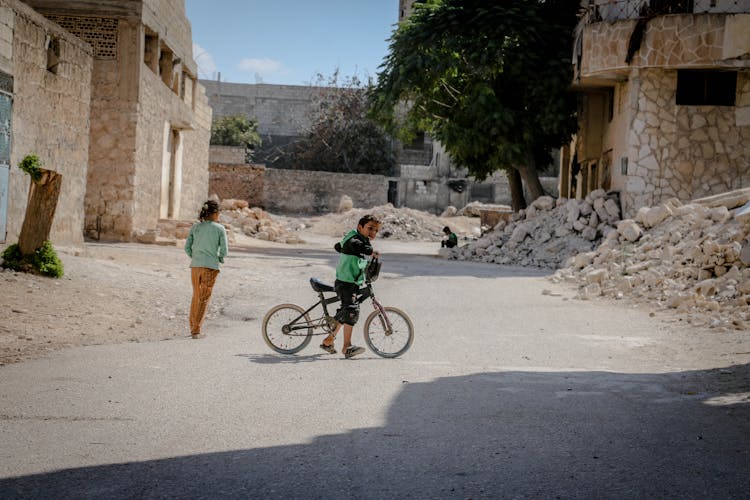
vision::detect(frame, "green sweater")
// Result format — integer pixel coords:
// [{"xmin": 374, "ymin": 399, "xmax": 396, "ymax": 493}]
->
[{"xmin": 184, "ymin": 220, "xmax": 228, "ymax": 270}]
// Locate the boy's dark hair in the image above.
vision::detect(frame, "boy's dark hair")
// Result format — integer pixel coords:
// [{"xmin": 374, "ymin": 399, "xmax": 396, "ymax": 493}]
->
[
  {"xmin": 199, "ymin": 200, "xmax": 220, "ymax": 221},
  {"xmin": 358, "ymin": 214, "xmax": 381, "ymax": 227},
  {"xmin": 443, "ymin": 226, "xmax": 451, "ymax": 234}
]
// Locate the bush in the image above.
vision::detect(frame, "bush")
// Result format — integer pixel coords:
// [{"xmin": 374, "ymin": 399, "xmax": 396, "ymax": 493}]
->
[
  {"xmin": 1, "ymin": 240, "xmax": 64, "ymax": 278},
  {"xmin": 19, "ymin": 154, "xmax": 43, "ymax": 183}
]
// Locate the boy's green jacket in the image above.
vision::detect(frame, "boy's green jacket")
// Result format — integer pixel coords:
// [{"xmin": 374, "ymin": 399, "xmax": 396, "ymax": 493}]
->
[{"xmin": 335, "ymin": 229, "xmax": 372, "ymax": 285}]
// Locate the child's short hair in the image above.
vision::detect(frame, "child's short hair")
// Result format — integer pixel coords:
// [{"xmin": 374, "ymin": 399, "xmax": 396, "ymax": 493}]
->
[
  {"xmin": 358, "ymin": 214, "xmax": 381, "ymax": 227},
  {"xmin": 443, "ymin": 226, "xmax": 451, "ymax": 234}
]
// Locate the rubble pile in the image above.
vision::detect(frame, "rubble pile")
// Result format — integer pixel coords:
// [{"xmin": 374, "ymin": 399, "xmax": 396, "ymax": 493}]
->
[
  {"xmin": 449, "ymin": 190, "xmax": 622, "ymax": 268},
  {"xmin": 314, "ymin": 203, "xmax": 480, "ymax": 241},
  {"xmin": 552, "ymin": 197, "xmax": 750, "ymax": 330},
  {"xmin": 218, "ymin": 198, "xmax": 302, "ymax": 244}
]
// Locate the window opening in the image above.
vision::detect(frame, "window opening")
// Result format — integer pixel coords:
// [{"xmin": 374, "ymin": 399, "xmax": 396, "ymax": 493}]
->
[
  {"xmin": 676, "ymin": 70, "xmax": 736, "ymax": 106},
  {"xmin": 46, "ymin": 36, "xmax": 60, "ymax": 74}
]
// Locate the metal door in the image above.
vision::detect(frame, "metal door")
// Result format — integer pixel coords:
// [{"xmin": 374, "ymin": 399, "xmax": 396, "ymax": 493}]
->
[{"xmin": 0, "ymin": 92, "xmax": 11, "ymax": 242}]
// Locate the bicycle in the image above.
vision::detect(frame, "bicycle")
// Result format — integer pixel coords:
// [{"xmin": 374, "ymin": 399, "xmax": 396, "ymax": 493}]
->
[{"xmin": 261, "ymin": 259, "xmax": 414, "ymax": 358}]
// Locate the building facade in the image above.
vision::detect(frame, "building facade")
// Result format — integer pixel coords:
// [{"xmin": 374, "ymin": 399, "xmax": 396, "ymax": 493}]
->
[
  {"xmin": 564, "ymin": 0, "xmax": 750, "ymax": 217},
  {"xmin": 22, "ymin": 0, "xmax": 212, "ymax": 241},
  {"xmin": 0, "ymin": 0, "xmax": 92, "ymax": 246}
]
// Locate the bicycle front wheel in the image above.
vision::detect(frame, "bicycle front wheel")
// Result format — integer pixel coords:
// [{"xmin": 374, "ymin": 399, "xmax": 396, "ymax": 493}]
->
[
  {"xmin": 363, "ymin": 306, "xmax": 414, "ymax": 358},
  {"xmin": 262, "ymin": 303, "xmax": 313, "ymax": 354}
]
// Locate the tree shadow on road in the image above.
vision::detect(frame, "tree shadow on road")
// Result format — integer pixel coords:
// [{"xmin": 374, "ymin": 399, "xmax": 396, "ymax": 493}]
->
[{"xmin": 4, "ymin": 364, "xmax": 747, "ymax": 498}]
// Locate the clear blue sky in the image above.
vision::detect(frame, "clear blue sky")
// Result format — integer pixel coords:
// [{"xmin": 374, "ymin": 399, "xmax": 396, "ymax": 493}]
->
[{"xmin": 185, "ymin": 0, "xmax": 399, "ymax": 86}]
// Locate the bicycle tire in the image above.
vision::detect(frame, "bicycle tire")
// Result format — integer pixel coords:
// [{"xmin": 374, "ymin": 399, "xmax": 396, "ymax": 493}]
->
[
  {"xmin": 262, "ymin": 303, "xmax": 313, "ymax": 354},
  {"xmin": 363, "ymin": 306, "xmax": 414, "ymax": 358}
]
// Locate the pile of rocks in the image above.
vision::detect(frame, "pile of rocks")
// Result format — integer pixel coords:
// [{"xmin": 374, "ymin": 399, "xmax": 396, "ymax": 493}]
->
[
  {"xmin": 312, "ymin": 203, "xmax": 480, "ymax": 242},
  {"xmin": 447, "ymin": 189, "xmax": 622, "ymax": 268},
  {"xmin": 552, "ymin": 197, "xmax": 750, "ymax": 330},
  {"xmin": 218, "ymin": 199, "xmax": 302, "ymax": 244}
]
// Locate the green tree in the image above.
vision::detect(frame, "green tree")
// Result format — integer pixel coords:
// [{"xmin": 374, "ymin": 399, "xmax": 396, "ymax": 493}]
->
[
  {"xmin": 279, "ymin": 71, "xmax": 395, "ymax": 175},
  {"xmin": 370, "ymin": 0, "xmax": 579, "ymax": 209},
  {"xmin": 210, "ymin": 115, "xmax": 262, "ymax": 161}
]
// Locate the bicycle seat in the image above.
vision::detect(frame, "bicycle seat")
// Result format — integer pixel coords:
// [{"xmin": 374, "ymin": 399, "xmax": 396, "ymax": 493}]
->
[{"xmin": 309, "ymin": 278, "xmax": 334, "ymax": 293}]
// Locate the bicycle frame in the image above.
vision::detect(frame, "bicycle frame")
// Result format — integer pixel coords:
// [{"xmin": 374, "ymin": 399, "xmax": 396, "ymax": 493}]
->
[{"xmin": 281, "ymin": 280, "xmax": 392, "ymax": 336}]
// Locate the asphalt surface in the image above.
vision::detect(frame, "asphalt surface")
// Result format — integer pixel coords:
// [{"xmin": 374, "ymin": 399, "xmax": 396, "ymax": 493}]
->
[{"xmin": 1, "ymin": 240, "xmax": 748, "ymax": 499}]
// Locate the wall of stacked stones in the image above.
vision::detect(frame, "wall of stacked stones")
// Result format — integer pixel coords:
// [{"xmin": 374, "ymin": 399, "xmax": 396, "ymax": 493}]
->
[
  {"xmin": 209, "ymin": 164, "xmax": 264, "ymax": 208},
  {"xmin": 83, "ymin": 20, "xmax": 140, "ymax": 241},
  {"xmin": 623, "ymin": 68, "xmax": 750, "ymax": 217},
  {"xmin": 264, "ymin": 169, "xmax": 387, "ymax": 214},
  {"xmin": 200, "ymin": 80, "xmax": 317, "ymax": 137},
  {"xmin": 179, "ymin": 83, "xmax": 213, "ymax": 219},
  {"xmin": 133, "ymin": 58, "xmax": 211, "ymax": 237},
  {"xmin": 2, "ymin": 0, "xmax": 92, "ymax": 247},
  {"xmin": 142, "ymin": 0, "xmax": 196, "ymax": 75}
]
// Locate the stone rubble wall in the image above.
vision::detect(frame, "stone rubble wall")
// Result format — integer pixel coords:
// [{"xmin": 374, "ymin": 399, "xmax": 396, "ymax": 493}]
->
[{"xmin": 2, "ymin": 0, "xmax": 93, "ymax": 246}]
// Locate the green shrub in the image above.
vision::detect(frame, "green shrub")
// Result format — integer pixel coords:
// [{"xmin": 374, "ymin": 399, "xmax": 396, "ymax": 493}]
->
[
  {"xmin": 19, "ymin": 154, "xmax": 42, "ymax": 183},
  {"xmin": 1, "ymin": 243, "xmax": 25, "ymax": 271},
  {"xmin": 1, "ymin": 240, "xmax": 64, "ymax": 278}
]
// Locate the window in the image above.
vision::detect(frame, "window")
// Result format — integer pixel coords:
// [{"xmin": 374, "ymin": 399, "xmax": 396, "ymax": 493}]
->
[
  {"xmin": 46, "ymin": 36, "xmax": 60, "ymax": 74},
  {"xmin": 676, "ymin": 70, "xmax": 737, "ymax": 106}
]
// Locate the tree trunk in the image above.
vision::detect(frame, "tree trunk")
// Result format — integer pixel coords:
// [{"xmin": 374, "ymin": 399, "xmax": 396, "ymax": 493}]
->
[
  {"xmin": 517, "ymin": 149, "xmax": 545, "ymax": 203},
  {"xmin": 506, "ymin": 168, "xmax": 526, "ymax": 211},
  {"xmin": 18, "ymin": 169, "xmax": 62, "ymax": 255}
]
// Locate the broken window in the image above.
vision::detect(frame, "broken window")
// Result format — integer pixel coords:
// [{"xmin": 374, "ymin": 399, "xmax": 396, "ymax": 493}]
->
[{"xmin": 676, "ymin": 70, "xmax": 737, "ymax": 106}]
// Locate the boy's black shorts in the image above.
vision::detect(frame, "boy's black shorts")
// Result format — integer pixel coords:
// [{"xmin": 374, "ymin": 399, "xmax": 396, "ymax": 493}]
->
[{"xmin": 334, "ymin": 279, "xmax": 360, "ymax": 325}]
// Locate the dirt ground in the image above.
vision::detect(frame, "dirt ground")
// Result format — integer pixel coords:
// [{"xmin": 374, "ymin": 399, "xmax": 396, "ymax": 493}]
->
[{"xmin": 0, "ymin": 212, "xmax": 479, "ymax": 366}]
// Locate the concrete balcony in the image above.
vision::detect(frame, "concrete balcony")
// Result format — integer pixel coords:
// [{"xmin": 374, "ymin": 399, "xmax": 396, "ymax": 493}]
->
[{"xmin": 575, "ymin": 12, "xmax": 750, "ymax": 87}]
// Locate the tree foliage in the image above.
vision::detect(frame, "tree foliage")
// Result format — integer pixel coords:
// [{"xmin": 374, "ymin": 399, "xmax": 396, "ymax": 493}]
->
[
  {"xmin": 370, "ymin": 0, "xmax": 580, "ymax": 206},
  {"xmin": 276, "ymin": 72, "xmax": 396, "ymax": 175},
  {"xmin": 210, "ymin": 115, "xmax": 262, "ymax": 160}
]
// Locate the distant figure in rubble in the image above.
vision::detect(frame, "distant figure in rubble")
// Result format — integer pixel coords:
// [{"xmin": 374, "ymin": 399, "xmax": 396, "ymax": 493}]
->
[
  {"xmin": 441, "ymin": 226, "xmax": 458, "ymax": 248},
  {"xmin": 184, "ymin": 200, "xmax": 228, "ymax": 339}
]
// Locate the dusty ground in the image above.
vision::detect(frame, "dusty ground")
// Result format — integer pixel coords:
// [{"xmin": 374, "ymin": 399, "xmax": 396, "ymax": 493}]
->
[{"xmin": 0, "ymin": 211, "xmax": 479, "ymax": 365}]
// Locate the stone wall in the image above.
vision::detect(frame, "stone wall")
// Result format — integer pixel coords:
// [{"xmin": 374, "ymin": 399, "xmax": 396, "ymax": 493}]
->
[
  {"xmin": 133, "ymin": 56, "xmax": 211, "ymax": 235},
  {"xmin": 1, "ymin": 0, "xmax": 92, "ymax": 246},
  {"xmin": 622, "ymin": 67, "xmax": 750, "ymax": 216},
  {"xmin": 264, "ymin": 169, "xmax": 387, "ymax": 213},
  {"xmin": 83, "ymin": 18, "xmax": 139, "ymax": 240},
  {"xmin": 209, "ymin": 163, "xmax": 264, "ymax": 208},
  {"xmin": 209, "ymin": 145, "xmax": 245, "ymax": 165},
  {"xmin": 200, "ymin": 80, "xmax": 318, "ymax": 137}
]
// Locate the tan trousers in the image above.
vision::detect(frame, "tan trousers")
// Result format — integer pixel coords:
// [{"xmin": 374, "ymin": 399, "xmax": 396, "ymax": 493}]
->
[{"xmin": 189, "ymin": 267, "xmax": 220, "ymax": 334}]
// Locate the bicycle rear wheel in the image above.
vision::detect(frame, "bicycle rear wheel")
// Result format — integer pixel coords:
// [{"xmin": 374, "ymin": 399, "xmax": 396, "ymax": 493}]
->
[
  {"xmin": 363, "ymin": 306, "xmax": 414, "ymax": 358},
  {"xmin": 262, "ymin": 303, "xmax": 313, "ymax": 354}
]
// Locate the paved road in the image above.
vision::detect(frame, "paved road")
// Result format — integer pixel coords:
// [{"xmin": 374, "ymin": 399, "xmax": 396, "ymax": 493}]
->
[{"xmin": 1, "ymin": 241, "xmax": 748, "ymax": 499}]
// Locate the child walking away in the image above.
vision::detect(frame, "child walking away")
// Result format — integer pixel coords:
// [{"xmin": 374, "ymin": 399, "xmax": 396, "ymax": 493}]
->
[
  {"xmin": 441, "ymin": 226, "xmax": 458, "ymax": 248},
  {"xmin": 320, "ymin": 214, "xmax": 381, "ymax": 359},
  {"xmin": 184, "ymin": 200, "xmax": 228, "ymax": 339}
]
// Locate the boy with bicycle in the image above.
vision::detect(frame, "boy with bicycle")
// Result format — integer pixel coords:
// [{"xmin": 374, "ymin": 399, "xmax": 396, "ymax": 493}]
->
[{"xmin": 320, "ymin": 214, "xmax": 381, "ymax": 358}]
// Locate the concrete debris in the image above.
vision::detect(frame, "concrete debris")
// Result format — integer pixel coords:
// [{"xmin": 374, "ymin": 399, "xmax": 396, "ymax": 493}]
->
[
  {"xmin": 306, "ymin": 203, "xmax": 481, "ymax": 242},
  {"xmin": 445, "ymin": 188, "xmax": 750, "ymax": 330},
  {"xmin": 448, "ymin": 191, "xmax": 622, "ymax": 269},
  {"xmin": 550, "ymin": 197, "xmax": 750, "ymax": 331}
]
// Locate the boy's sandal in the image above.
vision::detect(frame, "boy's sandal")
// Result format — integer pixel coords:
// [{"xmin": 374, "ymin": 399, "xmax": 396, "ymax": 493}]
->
[{"xmin": 319, "ymin": 343, "xmax": 337, "ymax": 354}]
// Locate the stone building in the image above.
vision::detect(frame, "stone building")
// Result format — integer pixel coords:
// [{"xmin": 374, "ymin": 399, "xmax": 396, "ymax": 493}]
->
[
  {"xmin": 21, "ymin": 0, "xmax": 212, "ymax": 241},
  {"xmin": 564, "ymin": 0, "xmax": 750, "ymax": 217},
  {"xmin": 0, "ymin": 0, "xmax": 92, "ymax": 246}
]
